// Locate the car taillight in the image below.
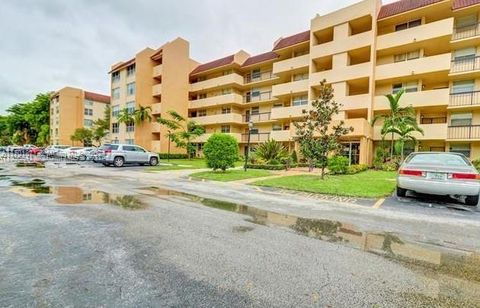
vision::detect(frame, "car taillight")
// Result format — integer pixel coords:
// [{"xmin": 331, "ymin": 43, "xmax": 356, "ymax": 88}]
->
[
  {"xmin": 449, "ymin": 173, "xmax": 480, "ymax": 180},
  {"xmin": 399, "ymin": 169, "xmax": 425, "ymax": 177},
  {"xmin": 104, "ymin": 149, "xmax": 112, "ymax": 154}
]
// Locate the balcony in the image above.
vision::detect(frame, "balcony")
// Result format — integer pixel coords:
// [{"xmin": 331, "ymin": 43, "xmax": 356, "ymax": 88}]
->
[
  {"xmin": 374, "ymin": 123, "xmax": 447, "ymax": 140},
  {"xmin": 244, "ymin": 71, "xmax": 276, "ymax": 85},
  {"xmin": 375, "ymin": 53, "xmax": 451, "ymax": 81},
  {"xmin": 377, "ymin": 18, "xmax": 454, "ymax": 51},
  {"xmin": 243, "ymin": 112, "xmax": 271, "ymax": 123},
  {"xmin": 341, "ymin": 94, "xmax": 370, "ymax": 110},
  {"xmin": 270, "ymin": 104, "xmax": 308, "ymax": 120},
  {"xmin": 194, "ymin": 133, "xmax": 241, "ymax": 143},
  {"xmin": 151, "ymin": 103, "xmax": 161, "ymax": 115},
  {"xmin": 191, "ymin": 113, "xmax": 243, "ymax": 125},
  {"xmin": 272, "ymin": 55, "xmax": 309, "ymax": 75},
  {"xmin": 243, "ymin": 91, "xmax": 274, "ymax": 104},
  {"xmin": 375, "ymin": 89, "xmax": 450, "ymax": 110},
  {"xmin": 311, "ymin": 31, "xmax": 372, "ymax": 59},
  {"xmin": 344, "ymin": 118, "xmax": 371, "ymax": 137},
  {"xmin": 189, "ymin": 93, "xmax": 243, "ymax": 109},
  {"xmin": 152, "ymin": 84, "xmax": 162, "ymax": 97},
  {"xmin": 153, "ymin": 64, "xmax": 163, "ymax": 78},
  {"xmin": 151, "ymin": 140, "xmax": 161, "ymax": 152},
  {"xmin": 272, "ymin": 79, "xmax": 308, "ymax": 97},
  {"xmin": 448, "ymin": 125, "xmax": 480, "ymax": 140},
  {"xmin": 452, "ymin": 22, "xmax": 480, "ymax": 41},
  {"xmin": 449, "ymin": 90, "xmax": 480, "ymax": 108},
  {"xmin": 310, "ymin": 62, "xmax": 370, "ymax": 85},
  {"xmin": 450, "ymin": 56, "xmax": 480, "ymax": 75},
  {"xmin": 270, "ymin": 130, "xmax": 293, "ymax": 142},
  {"xmin": 241, "ymin": 132, "xmax": 270, "ymax": 143},
  {"xmin": 190, "ymin": 73, "xmax": 243, "ymax": 92}
]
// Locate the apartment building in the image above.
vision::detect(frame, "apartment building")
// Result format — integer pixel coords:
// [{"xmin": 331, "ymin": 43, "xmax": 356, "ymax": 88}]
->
[
  {"xmin": 50, "ymin": 87, "xmax": 110, "ymax": 145},
  {"xmin": 109, "ymin": 0, "xmax": 480, "ymax": 164}
]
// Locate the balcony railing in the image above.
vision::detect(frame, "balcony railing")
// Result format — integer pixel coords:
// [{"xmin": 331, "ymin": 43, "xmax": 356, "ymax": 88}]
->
[
  {"xmin": 243, "ymin": 91, "xmax": 272, "ymax": 103},
  {"xmin": 449, "ymin": 90, "xmax": 480, "ymax": 107},
  {"xmin": 451, "ymin": 56, "xmax": 480, "ymax": 73},
  {"xmin": 453, "ymin": 23, "xmax": 480, "ymax": 41},
  {"xmin": 421, "ymin": 117, "xmax": 447, "ymax": 124},
  {"xmin": 241, "ymin": 132, "xmax": 270, "ymax": 142},
  {"xmin": 243, "ymin": 112, "xmax": 271, "ymax": 123},
  {"xmin": 448, "ymin": 125, "xmax": 480, "ymax": 139},
  {"xmin": 244, "ymin": 71, "xmax": 274, "ymax": 84}
]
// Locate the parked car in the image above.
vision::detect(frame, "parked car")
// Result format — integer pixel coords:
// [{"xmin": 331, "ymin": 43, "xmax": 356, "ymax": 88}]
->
[
  {"xmin": 63, "ymin": 147, "xmax": 85, "ymax": 159},
  {"xmin": 7, "ymin": 145, "xmax": 25, "ymax": 153},
  {"xmin": 44, "ymin": 145, "xmax": 70, "ymax": 157},
  {"xmin": 95, "ymin": 144, "xmax": 159, "ymax": 167},
  {"xmin": 28, "ymin": 147, "xmax": 43, "ymax": 155},
  {"xmin": 397, "ymin": 152, "xmax": 480, "ymax": 206},
  {"xmin": 72, "ymin": 147, "xmax": 96, "ymax": 161}
]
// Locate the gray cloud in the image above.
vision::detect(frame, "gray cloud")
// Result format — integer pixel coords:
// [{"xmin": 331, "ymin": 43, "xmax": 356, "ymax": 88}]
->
[{"xmin": 0, "ymin": 0, "xmax": 395, "ymax": 113}]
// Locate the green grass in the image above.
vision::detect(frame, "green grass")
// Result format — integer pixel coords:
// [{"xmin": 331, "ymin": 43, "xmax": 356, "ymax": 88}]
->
[
  {"xmin": 148, "ymin": 159, "xmax": 242, "ymax": 171},
  {"xmin": 253, "ymin": 170, "xmax": 397, "ymax": 198},
  {"xmin": 190, "ymin": 169, "xmax": 272, "ymax": 182}
]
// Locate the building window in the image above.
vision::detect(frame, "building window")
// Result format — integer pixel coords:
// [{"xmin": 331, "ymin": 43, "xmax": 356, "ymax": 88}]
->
[
  {"xmin": 127, "ymin": 64, "xmax": 136, "ymax": 77},
  {"xmin": 450, "ymin": 113, "xmax": 472, "ymax": 126},
  {"xmin": 199, "ymin": 93, "xmax": 207, "ymax": 99},
  {"xmin": 126, "ymin": 82, "xmax": 136, "ymax": 96},
  {"xmin": 251, "ymin": 68, "xmax": 261, "ymax": 80},
  {"xmin": 454, "ymin": 47, "xmax": 476, "ymax": 61},
  {"xmin": 126, "ymin": 122, "xmax": 135, "ymax": 132},
  {"xmin": 294, "ymin": 50, "xmax": 309, "ymax": 57},
  {"xmin": 394, "ymin": 50, "xmax": 420, "ymax": 62},
  {"xmin": 84, "ymin": 100, "xmax": 94, "ymax": 106},
  {"xmin": 273, "ymin": 103, "xmax": 283, "ymax": 108},
  {"xmin": 126, "ymin": 101, "xmax": 135, "ymax": 114},
  {"xmin": 125, "ymin": 139, "xmax": 134, "ymax": 145},
  {"xmin": 111, "ymin": 71, "xmax": 120, "ymax": 83},
  {"xmin": 452, "ymin": 80, "xmax": 475, "ymax": 94},
  {"xmin": 392, "ymin": 81, "xmax": 418, "ymax": 94},
  {"xmin": 250, "ymin": 128, "xmax": 259, "ymax": 134},
  {"xmin": 112, "ymin": 123, "xmax": 119, "ymax": 133},
  {"xmin": 198, "ymin": 109, "xmax": 207, "ymax": 117},
  {"xmin": 293, "ymin": 73, "xmax": 308, "ymax": 81},
  {"xmin": 221, "ymin": 107, "xmax": 231, "ymax": 114},
  {"xmin": 112, "ymin": 87, "xmax": 120, "ymax": 100},
  {"xmin": 55, "ymin": 128, "xmax": 58, "ymax": 136},
  {"xmin": 82, "ymin": 193, "xmax": 92, "ymax": 201},
  {"xmin": 450, "ymin": 143, "xmax": 471, "ymax": 158},
  {"xmin": 292, "ymin": 95, "xmax": 308, "ymax": 106},
  {"xmin": 272, "ymin": 124, "xmax": 282, "ymax": 131},
  {"xmin": 395, "ymin": 19, "xmax": 421, "ymax": 32},
  {"xmin": 84, "ymin": 119, "xmax": 93, "ymax": 127},
  {"xmin": 221, "ymin": 125, "xmax": 231, "ymax": 133},
  {"xmin": 56, "ymin": 107, "xmax": 59, "ymax": 114},
  {"xmin": 112, "ymin": 105, "xmax": 120, "ymax": 117},
  {"xmin": 222, "ymin": 88, "xmax": 232, "ymax": 95},
  {"xmin": 222, "ymin": 69, "xmax": 232, "ymax": 76},
  {"xmin": 251, "ymin": 106, "xmax": 260, "ymax": 115},
  {"xmin": 84, "ymin": 108, "xmax": 93, "ymax": 116}
]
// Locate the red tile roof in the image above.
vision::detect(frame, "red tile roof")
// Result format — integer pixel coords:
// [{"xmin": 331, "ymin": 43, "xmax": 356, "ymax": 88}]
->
[
  {"xmin": 109, "ymin": 58, "xmax": 135, "ymax": 73},
  {"xmin": 242, "ymin": 51, "xmax": 278, "ymax": 67},
  {"xmin": 84, "ymin": 91, "xmax": 110, "ymax": 104},
  {"xmin": 453, "ymin": 0, "xmax": 480, "ymax": 9},
  {"xmin": 378, "ymin": 0, "xmax": 444, "ymax": 20},
  {"xmin": 190, "ymin": 54, "xmax": 235, "ymax": 75},
  {"xmin": 272, "ymin": 30, "xmax": 310, "ymax": 51}
]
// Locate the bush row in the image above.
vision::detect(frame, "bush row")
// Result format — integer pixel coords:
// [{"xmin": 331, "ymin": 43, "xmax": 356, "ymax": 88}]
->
[
  {"xmin": 246, "ymin": 164, "xmax": 287, "ymax": 170},
  {"xmin": 158, "ymin": 153, "xmax": 189, "ymax": 159}
]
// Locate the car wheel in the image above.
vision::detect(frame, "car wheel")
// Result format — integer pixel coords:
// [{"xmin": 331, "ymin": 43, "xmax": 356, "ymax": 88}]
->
[
  {"xmin": 465, "ymin": 195, "xmax": 479, "ymax": 206},
  {"xmin": 113, "ymin": 156, "xmax": 125, "ymax": 167},
  {"xmin": 149, "ymin": 157, "xmax": 158, "ymax": 166},
  {"xmin": 396, "ymin": 186, "xmax": 407, "ymax": 197}
]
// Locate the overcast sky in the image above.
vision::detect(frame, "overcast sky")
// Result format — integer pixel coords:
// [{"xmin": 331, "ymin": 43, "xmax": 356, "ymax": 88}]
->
[{"xmin": 0, "ymin": 0, "xmax": 396, "ymax": 113}]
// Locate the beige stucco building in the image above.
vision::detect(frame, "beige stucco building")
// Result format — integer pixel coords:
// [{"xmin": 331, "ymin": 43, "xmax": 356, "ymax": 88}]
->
[
  {"xmin": 109, "ymin": 0, "xmax": 480, "ymax": 164},
  {"xmin": 50, "ymin": 87, "xmax": 110, "ymax": 146}
]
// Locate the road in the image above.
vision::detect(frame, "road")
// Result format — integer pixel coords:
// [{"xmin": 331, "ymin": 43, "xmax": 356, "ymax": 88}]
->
[{"xmin": 0, "ymin": 162, "xmax": 479, "ymax": 307}]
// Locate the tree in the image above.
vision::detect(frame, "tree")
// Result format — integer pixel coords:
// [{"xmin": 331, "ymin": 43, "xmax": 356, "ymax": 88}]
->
[
  {"xmin": 203, "ymin": 133, "xmax": 239, "ymax": 171},
  {"xmin": 254, "ymin": 139, "xmax": 289, "ymax": 165},
  {"xmin": 70, "ymin": 128, "xmax": 93, "ymax": 146},
  {"xmin": 117, "ymin": 107, "xmax": 134, "ymax": 139},
  {"xmin": 156, "ymin": 110, "xmax": 205, "ymax": 159},
  {"xmin": 372, "ymin": 89, "xmax": 418, "ymax": 160},
  {"xmin": 92, "ymin": 105, "xmax": 111, "ymax": 145},
  {"xmin": 133, "ymin": 105, "xmax": 152, "ymax": 126},
  {"xmin": 391, "ymin": 121, "xmax": 423, "ymax": 162},
  {"xmin": 294, "ymin": 80, "xmax": 353, "ymax": 179}
]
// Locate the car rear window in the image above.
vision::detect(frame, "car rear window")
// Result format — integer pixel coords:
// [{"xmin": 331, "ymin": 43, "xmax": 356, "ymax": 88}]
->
[
  {"xmin": 109, "ymin": 145, "xmax": 119, "ymax": 150},
  {"xmin": 407, "ymin": 153, "xmax": 471, "ymax": 166}
]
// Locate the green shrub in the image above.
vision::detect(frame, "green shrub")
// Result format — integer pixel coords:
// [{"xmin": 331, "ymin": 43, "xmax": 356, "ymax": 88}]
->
[
  {"xmin": 158, "ymin": 153, "xmax": 188, "ymax": 159},
  {"xmin": 373, "ymin": 146, "xmax": 388, "ymax": 170},
  {"xmin": 381, "ymin": 161, "xmax": 399, "ymax": 171},
  {"xmin": 254, "ymin": 139, "xmax": 289, "ymax": 165},
  {"xmin": 268, "ymin": 158, "xmax": 281, "ymax": 165},
  {"xmin": 203, "ymin": 133, "xmax": 239, "ymax": 171},
  {"xmin": 291, "ymin": 150, "xmax": 298, "ymax": 164},
  {"xmin": 472, "ymin": 159, "xmax": 480, "ymax": 171},
  {"xmin": 346, "ymin": 164, "xmax": 368, "ymax": 174},
  {"xmin": 246, "ymin": 164, "xmax": 286, "ymax": 170},
  {"xmin": 328, "ymin": 155, "xmax": 349, "ymax": 175}
]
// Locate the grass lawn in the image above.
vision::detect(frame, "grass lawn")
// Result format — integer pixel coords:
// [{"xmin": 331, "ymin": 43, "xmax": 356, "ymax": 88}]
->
[
  {"xmin": 149, "ymin": 159, "xmax": 242, "ymax": 171},
  {"xmin": 190, "ymin": 169, "xmax": 272, "ymax": 182},
  {"xmin": 253, "ymin": 170, "xmax": 397, "ymax": 198}
]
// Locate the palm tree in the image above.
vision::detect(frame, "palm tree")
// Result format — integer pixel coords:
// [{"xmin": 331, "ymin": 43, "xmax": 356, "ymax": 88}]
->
[
  {"xmin": 390, "ymin": 120, "xmax": 424, "ymax": 162},
  {"xmin": 372, "ymin": 89, "xmax": 418, "ymax": 160},
  {"xmin": 133, "ymin": 105, "xmax": 152, "ymax": 126},
  {"xmin": 157, "ymin": 110, "xmax": 205, "ymax": 159},
  {"xmin": 117, "ymin": 108, "xmax": 134, "ymax": 140}
]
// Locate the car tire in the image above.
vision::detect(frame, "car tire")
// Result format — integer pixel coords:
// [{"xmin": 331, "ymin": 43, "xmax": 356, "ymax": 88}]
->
[
  {"xmin": 465, "ymin": 195, "xmax": 479, "ymax": 206},
  {"xmin": 149, "ymin": 157, "xmax": 158, "ymax": 166},
  {"xmin": 113, "ymin": 156, "xmax": 125, "ymax": 167},
  {"xmin": 396, "ymin": 186, "xmax": 407, "ymax": 197}
]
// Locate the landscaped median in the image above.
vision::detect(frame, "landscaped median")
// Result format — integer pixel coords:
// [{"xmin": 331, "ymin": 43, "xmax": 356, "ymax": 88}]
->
[
  {"xmin": 190, "ymin": 169, "xmax": 272, "ymax": 182},
  {"xmin": 252, "ymin": 170, "xmax": 397, "ymax": 198},
  {"xmin": 148, "ymin": 159, "xmax": 242, "ymax": 171}
]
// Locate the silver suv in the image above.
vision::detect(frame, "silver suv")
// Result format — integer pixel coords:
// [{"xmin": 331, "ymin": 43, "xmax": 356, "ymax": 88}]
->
[{"xmin": 97, "ymin": 144, "xmax": 159, "ymax": 167}]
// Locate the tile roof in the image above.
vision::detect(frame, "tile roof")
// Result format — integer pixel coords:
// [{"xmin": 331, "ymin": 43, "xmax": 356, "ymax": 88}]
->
[
  {"xmin": 84, "ymin": 91, "xmax": 110, "ymax": 104},
  {"xmin": 272, "ymin": 30, "xmax": 310, "ymax": 51},
  {"xmin": 378, "ymin": 0, "xmax": 444, "ymax": 20},
  {"xmin": 453, "ymin": 0, "xmax": 480, "ymax": 9},
  {"xmin": 190, "ymin": 55, "xmax": 235, "ymax": 75},
  {"xmin": 242, "ymin": 51, "xmax": 278, "ymax": 67},
  {"xmin": 109, "ymin": 58, "xmax": 135, "ymax": 73}
]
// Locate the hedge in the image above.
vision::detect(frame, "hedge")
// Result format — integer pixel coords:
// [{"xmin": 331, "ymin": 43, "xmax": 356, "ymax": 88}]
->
[
  {"xmin": 246, "ymin": 164, "xmax": 287, "ymax": 170},
  {"xmin": 158, "ymin": 153, "xmax": 188, "ymax": 159}
]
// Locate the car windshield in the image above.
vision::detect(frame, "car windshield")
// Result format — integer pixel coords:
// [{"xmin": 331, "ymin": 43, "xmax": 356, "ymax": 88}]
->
[{"xmin": 407, "ymin": 153, "xmax": 471, "ymax": 167}]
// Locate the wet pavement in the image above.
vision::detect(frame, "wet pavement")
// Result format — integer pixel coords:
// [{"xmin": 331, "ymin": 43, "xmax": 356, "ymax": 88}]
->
[{"xmin": 1, "ymin": 162, "xmax": 480, "ymax": 307}]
